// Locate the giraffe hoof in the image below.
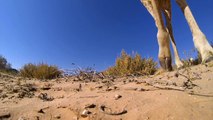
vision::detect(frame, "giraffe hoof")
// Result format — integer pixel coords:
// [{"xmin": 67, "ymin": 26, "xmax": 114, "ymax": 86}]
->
[
  {"xmin": 159, "ymin": 57, "xmax": 172, "ymax": 71},
  {"xmin": 203, "ymin": 56, "xmax": 213, "ymax": 63}
]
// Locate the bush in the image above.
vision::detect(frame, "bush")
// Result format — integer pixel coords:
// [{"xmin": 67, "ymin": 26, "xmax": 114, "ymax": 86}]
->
[
  {"xmin": 0, "ymin": 55, "xmax": 18, "ymax": 75},
  {"xmin": 104, "ymin": 50, "xmax": 157, "ymax": 77},
  {"xmin": 0, "ymin": 68, "xmax": 19, "ymax": 75},
  {"xmin": 0, "ymin": 55, "xmax": 11, "ymax": 70},
  {"xmin": 20, "ymin": 63, "xmax": 62, "ymax": 79}
]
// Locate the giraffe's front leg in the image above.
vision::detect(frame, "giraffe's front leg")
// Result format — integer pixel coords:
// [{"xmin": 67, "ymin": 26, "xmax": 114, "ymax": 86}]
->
[
  {"xmin": 158, "ymin": 30, "xmax": 172, "ymax": 71},
  {"xmin": 151, "ymin": 0, "xmax": 172, "ymax": 71},
  {"xmin": 141, "ymin": 0, "xmax": 172, "ymax": 71},
  {"xmin": 162, "ymin": 1, "xmax": 184, "ymax": 69}
]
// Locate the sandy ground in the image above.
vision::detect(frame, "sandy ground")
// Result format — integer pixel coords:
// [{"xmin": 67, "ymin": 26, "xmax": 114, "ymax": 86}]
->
[{"xmin": 0, "ymin": 62, "xmax": 213, "ymax": 120}]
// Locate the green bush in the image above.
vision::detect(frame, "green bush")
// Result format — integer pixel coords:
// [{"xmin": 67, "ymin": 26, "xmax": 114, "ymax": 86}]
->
[
  {"xmin": 20, "ymin": 63, "xmax": 62, "ymax": 79},
  {"xmin": 104, "ymin": 50, "xmax": 157, "ymax": 76}
]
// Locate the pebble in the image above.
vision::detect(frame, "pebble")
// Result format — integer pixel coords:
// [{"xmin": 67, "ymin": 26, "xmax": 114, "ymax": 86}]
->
[
  {"xmin": 81, "ymin": 109, "xmax": 90, "ymax": 117},
  {"xmin": 0, "ymin": 111, "xmax": 10, "ymax": 119},
  {"xmin": 54, "ymin": 114, "xmax": 61, "ymax": 119},
  {"xmin": 137, "ymin": 88, "xmax": 145, "ymax": 91},
  {"xmin": 38, "ymin": 109, "xmax": 45, "ymax": 114},
  {"xmin": 114, "ymin": 94, "xmax": 122, "ymax": 100}
]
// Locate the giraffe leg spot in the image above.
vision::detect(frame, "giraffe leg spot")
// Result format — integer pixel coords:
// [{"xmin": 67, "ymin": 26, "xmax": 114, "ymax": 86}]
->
[{"xmin": 159, "ymin": 57, "xmax": 172, "ymax": 71}]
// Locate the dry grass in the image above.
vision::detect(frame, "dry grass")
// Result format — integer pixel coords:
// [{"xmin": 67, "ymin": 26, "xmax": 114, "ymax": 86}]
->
[
  {"xmin": 20, "ymin": 63, "xmax": 62, "ymax": 79},
  {"xmin": 104, "ymin": 50, "xmax": 157, "ymax": 77},
  {"xmin": 180, "ymin": 49, "xmax": 202, "ymax": 68}
]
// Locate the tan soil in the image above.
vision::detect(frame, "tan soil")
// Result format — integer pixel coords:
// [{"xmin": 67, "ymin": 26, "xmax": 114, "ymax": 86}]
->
[{"xmin": 0, "ymin": 62, "xmax": 213, "ymax": 120}]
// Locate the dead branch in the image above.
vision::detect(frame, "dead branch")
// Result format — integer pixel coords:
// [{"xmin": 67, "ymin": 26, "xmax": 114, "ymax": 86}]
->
[
  {"xmin": 150, "ymin": 84, "xmax": 213, "ymax": 97},
  {"xmin": 187, "ymin": 91, "xmax": 213, "ymax": 97},
  {"xmin": 152, "ymin": 84, "xmax": 185, "ymax": 91},
  {"xmin": 79, "ymin": 96, "xmax": 99, "ymax": 98}
]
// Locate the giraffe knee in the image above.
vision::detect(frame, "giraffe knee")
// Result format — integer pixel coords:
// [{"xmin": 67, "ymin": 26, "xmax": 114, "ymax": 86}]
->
[{"xmin": 157, "ymin": 30, "xmax": 170, "ymax": 47}]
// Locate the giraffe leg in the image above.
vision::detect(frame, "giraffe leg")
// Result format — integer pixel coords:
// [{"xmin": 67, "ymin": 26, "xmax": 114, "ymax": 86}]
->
[
  {"xmin": 176, "ymin": 0, "xmax": 213, "ymax": 63},
  {"xmin": 141, "ymin": 0, "xmax": 172, "ymax": 71},
  {"xmin": 162, "ymin": 1, "xmax": 184, "ymax": 68}
]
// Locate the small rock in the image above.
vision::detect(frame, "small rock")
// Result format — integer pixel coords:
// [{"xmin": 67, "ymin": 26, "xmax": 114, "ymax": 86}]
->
[
  {"xmin": 128, "ymin": 79, "xmax": 132, "ymax": 82},
  {"xmin": 85, "ymin": 104, "xmax": 96, "ymax": 109},
  {"xmin": 174, "ymin": 73, "xmax": 179, "ymax": 77},
  {"xmin": 136, "ymin": 81, "xmax": 142, "ymax": 84},
  {"xmin": 114, "ymin": 94, "xmax": 122, "ymax": 100},
  {"xmin": 113, "ymin": 86, "xmax": 118, "ymax": 90},
  {"xmin": 37, "ymin": 106, "xmax": 50, "ymax": 114},
  {"xmin": 38, "ymin": 109, "xmax": 45, "ymax": 114},
  {"xmin": 123, "ymin": 80, "xmax": 126, "ymax": 84},
  {"xmin": 0, "ymin": 111, "xmax": 11, "ymax": 119},
  {"xmin": 54, "ymin": 114, "xmax": 61, "ymax": 119},
  {"xmin": 38, "ymin": 93, "xmax": 54, "ymax": 101},
  {"xmin": 13, "ymin": 86, "xmax": 20, "ymax": 93},
  {"xmin": 41, "ymin": 87, "xmax": 51, "ymax": 90},
  {"xmin": 145, "ymin": 116, "xmax": 150, "ymax": 120},
  {"xmin": 95, "ymin": 85, "xmax": 103, "ymax": 89},
  {"xmin": 106, "ymin": 87, "xmax": 113, "ymax": 91},
  {"xmin": 41, "ymin": 84, "xmax": 52, "ymax": 90},
  {"xmin": 81, "ymin": 109, "xmax": 91, "ymax": 117},
  {"xmin": 106, "ymin": 86, "xmax": 118, "ymax": 91},
  {"xmin": 35, "ymin": 116, "xmax": 40, "ymax": 120},
  {"xmin": 137, "ymin": 88, "xmax": 145, "ymax": 91},
  {"xmin": 73, "ymin": 77, "xmax": 79, "ymax": 81}
]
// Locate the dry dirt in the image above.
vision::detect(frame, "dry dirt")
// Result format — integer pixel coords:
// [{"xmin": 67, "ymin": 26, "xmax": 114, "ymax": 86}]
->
[{"xmin": 0, "ymin": 62, "xmax": 213, "ymax": 120}]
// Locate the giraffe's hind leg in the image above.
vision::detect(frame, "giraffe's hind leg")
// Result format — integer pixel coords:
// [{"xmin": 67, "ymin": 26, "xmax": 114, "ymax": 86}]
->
[
  {"xmin": 141, "ymin": 0, "xmax": 172, "ymax": 71},
  {"xmin": 176, "ymin": 0, "xmax": 213, "ymax": 63}
]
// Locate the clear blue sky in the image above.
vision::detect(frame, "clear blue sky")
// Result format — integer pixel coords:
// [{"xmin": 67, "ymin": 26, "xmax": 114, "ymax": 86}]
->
[{"xmin": 0, "ymin": 0, "xmax": 213, "ymax": 71}]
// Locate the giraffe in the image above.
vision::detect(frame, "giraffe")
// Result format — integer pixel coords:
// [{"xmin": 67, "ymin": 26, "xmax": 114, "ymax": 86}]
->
[{"xmin": 141, "ymin": 0, "xmax": 213, "ymax": 71}]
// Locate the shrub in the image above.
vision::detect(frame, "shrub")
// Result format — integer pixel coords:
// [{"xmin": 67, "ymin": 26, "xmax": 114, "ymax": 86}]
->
[
  {"xmin": 0, "ymin": 68, "xmax": 19, "ymax": 75},
  {"xmin": 104, "ymin": 50, "xmax": 157, "ymax": 77},
  {"xmin": 20, "ymin": 63, "xmax": 62, "ymax": 79},
  {"xmin": 0, "ymin": 55, "xmax": 11, "ymax": 70},
  {"xmin": 0, "ymin": 55, "xmax": 18, "ymax": 75}
]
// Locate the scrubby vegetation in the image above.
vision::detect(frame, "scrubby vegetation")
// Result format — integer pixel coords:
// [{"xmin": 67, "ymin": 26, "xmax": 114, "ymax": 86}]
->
[
  {"xmin": 0, "ymin": 55, "xmax": 10, "ymax": 69},
  {"xmin": 104, "ymin": 50, "xmax": 157, "ymax": 77},
  {"xmin": 181, "ymin": 43, "xmax": 213, "ymax": 67},
  {"xmin": 0, "ymin": 55, "xmax": 18, "ymax": 75},
  {"xmin": 20, "ymin": 63, "xmax": 62, "ymax": 79}
]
